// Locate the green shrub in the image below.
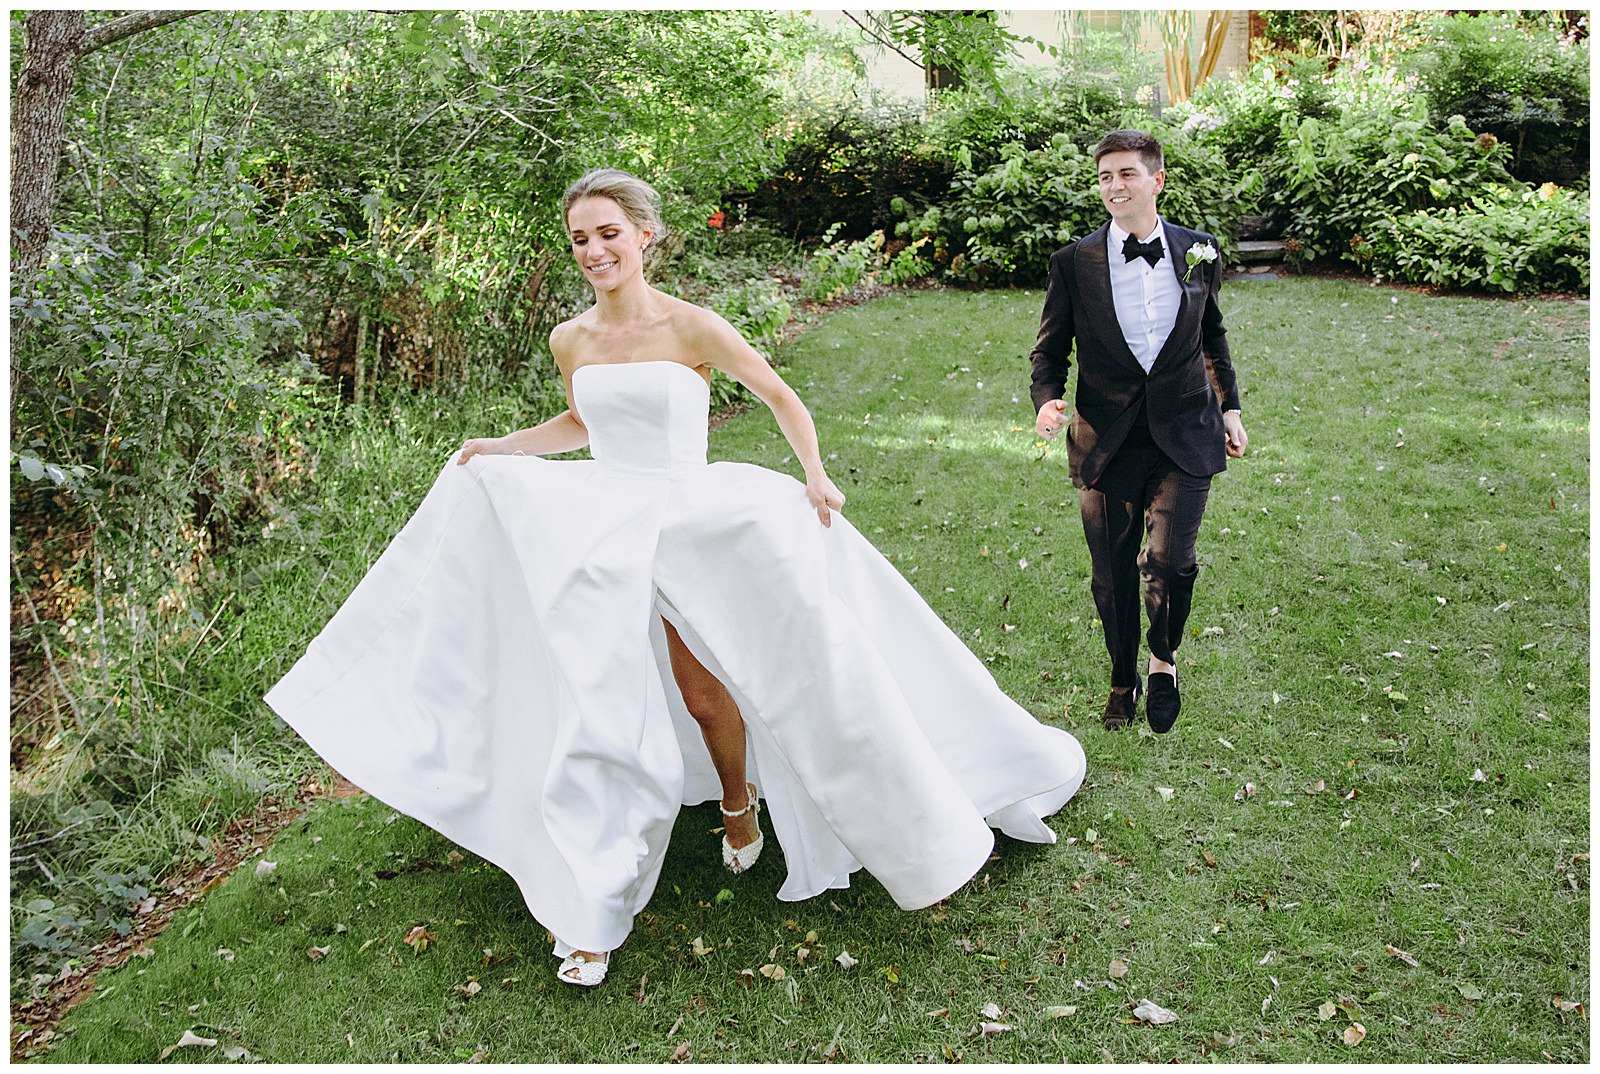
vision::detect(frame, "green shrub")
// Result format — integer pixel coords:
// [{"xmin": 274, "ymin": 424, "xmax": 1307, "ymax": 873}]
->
[
  {"xmin": 1271, "ymin": 112, "xmax": 1514, "ymax": 267},
  {"xmin": 1404, "ymin": 12, "xmax": 1590, "ymax": 183},
  {"xmin": 1364, "ymin": 182, "xmax": 1590, "ymax": 294},
  {"xmin": 802, "ymin": 224, "xmax": 888, "ymax": 301},
  {"xmin": 894, "ymin": 128, "xmax": 1243, "ymax": 288}
]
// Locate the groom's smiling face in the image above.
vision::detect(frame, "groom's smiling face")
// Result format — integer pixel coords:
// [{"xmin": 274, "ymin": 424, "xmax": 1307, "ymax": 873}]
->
[{"xmin": 1096, "ymin": 150, "xmax": 1165, "ymax": 231}]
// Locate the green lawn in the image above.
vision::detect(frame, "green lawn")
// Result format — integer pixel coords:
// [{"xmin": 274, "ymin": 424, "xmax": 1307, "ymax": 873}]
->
[{"xmin": 35, "ymin": 278, "xmax": 1589, "ymax": 1063}]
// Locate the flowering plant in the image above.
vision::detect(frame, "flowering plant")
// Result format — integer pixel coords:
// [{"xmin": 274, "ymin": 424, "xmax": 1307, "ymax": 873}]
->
[{"xmin": 1183, "ymin": 241, "xmax": 1218, "ymax": 282}]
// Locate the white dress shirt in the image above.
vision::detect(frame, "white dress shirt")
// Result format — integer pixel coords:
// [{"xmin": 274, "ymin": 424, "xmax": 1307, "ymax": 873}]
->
[{"xmin": 1107, "ymin": 219, "xmax": 1181, "ymax": 374}]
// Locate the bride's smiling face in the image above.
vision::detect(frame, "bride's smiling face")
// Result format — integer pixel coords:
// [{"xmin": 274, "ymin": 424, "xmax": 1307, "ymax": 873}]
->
[{"xmin": 567, "ymin": 196, "xmax": 650, "ymax": 291}]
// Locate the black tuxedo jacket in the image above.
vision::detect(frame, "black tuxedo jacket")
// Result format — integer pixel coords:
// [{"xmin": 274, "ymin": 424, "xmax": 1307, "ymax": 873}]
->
[{"xmin": 1028, "ymin": 221, "xmax": 1242, "ymax": 490}]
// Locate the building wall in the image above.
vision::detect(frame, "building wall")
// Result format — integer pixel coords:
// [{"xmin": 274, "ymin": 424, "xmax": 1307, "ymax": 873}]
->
[{"xmin": 811, "ymin": 9, "xmax": 1253, "ymax": 103}]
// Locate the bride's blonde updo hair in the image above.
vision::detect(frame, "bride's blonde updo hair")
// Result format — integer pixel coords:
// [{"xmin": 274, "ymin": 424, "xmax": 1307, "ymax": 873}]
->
[{"xmin": 562, "ymin": 169, "xmax": 668, "ymax": 258}]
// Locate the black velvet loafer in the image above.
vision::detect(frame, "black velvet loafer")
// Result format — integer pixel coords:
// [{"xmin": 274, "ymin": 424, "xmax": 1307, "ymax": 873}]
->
[{"xmin": 1147, "ymin": 671, "xmax": 1180, "ymax": 733}]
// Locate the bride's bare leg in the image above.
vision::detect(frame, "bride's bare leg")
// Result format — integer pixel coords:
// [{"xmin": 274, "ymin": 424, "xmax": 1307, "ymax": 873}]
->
[{"xmin": 663, "ymin": 619, "xmax": 759, "ymax": 850}]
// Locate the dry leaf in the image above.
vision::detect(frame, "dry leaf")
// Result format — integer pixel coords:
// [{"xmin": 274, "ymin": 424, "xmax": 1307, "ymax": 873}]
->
[
  {"xmin": 1201, "ymin": 849, "xmax": 1218, "ymax": 868},
  {"xmin": 403, "ymin": 926, "xmax": 436, "ymax": 953},
  {"xmin": 1109, "ymin": 958, "xmax": 1129, "ymax": 978},
  {"xmin": 759, "ymin": 963, "xmax": 786, "ymax": 981},
  {"xmin": 1155, "ymin": 786, "xmax": 1175, "ymax": 801},
  {"xmin": 253, "ymin": 859, "xmax": 277, "ymax": 878},
  {"xmin": 690, "ymin": 936, "xmax": 710, "ymax": 957},
  {"xmin": 1044, "ymin": 1005, "xmax": 1077, "ymax": 1018},
  {"xmin": 927, "ymin": 1008, "xmax": 949, "ymax": 1018},
  {"xmin": 215, "ymin": 947, "xmax": 235, "ymax": 962},
  {"xmin": 157, "ymin": 1029, "xmax": 219, "ymax": 1061},
  {"xmin": 1318, "ymin": 1001, "xmax": 1338, "ymax": 1020},
  {"xmin": 307, "ymin": 945, "xmax": 331, "ymax": 961},
  {"xmin": 1235, "ymin": 782, "xmax": 1256, "ymax": 802},
  {"xmin": 978, "ymin": 1021, "xmax": 1011, "ymax": 1037},
  {"xmin": 669, "ymin": 1041, "xmax": 691, "ymax": 1063},
  {"xmin": 454, "ymin": 979, "xmax": 482, "ymax": 997},
  {"xmin": 1553, "ymin": 996, "xmax": 1585, "ymax": 1014},
  {"xmin": 1385, "ymin": 943, "xmax": 1419, "ymax": 968},
  {"xmin": 1456, "ymin": 983, "xmax": 1484, "ymax": 1001},
  {"xmin": 1343, "ymin": 1023, "xmax": 1366, "ymax": 1045},
  {"xmin": 1132, "ymin": 998, "xmax": 1178, "ymax": 1025},
  {"xmin": 979, "ymin": 1002, "xmax": 1003, "ymax": 1019},
  {"xmin": 835, "ymin": 950, "xmax": 858, "ymax": 969},
  {"xmin": 446, "ymin": 850, "xmax": 464, "ymax": 864},
  {"xmin": 1471, "ymin": 769, "xmax": 1487, "ymax": 782},
  {"xmin": 222, "ymin": 1044, "xmax": 258, "ymax": 1061}
]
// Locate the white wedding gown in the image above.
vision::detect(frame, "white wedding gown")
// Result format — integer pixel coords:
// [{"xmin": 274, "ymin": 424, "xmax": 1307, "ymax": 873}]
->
[{"xmin": 266, "ymin": 360, "xmax": 1086, "ymax": 955}]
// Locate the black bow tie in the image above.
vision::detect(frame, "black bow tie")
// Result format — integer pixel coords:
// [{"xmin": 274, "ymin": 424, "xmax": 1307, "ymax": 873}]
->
[{"xmin": 1122, "ymin": 234, "xmax": 1164, "ymax": 268}]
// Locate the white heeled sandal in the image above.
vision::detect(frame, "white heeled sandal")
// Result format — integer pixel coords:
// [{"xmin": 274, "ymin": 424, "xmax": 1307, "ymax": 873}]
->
[
  {"xmin": 557, "ymin": 951, "xmax": 609, "ymax": 987},
  {"xmin": 721, "ymin": 782, "xmax": 764, "ymax": 874}
]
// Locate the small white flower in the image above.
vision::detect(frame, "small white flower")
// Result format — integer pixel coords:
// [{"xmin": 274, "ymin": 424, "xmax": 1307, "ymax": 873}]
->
[{"xmin": 1183, "ymin": 241, "xmax": 1218, "ymax": 281}]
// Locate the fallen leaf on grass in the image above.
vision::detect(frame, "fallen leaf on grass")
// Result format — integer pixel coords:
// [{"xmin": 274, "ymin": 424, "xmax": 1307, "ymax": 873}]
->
[
  {"xmin": 1343, "ymin": 1023, "xmax": 1366, "ymax": 1045},
  {"xmin": 1155, "ymin": 787, "xmax": 1175, "ymax": 801},
  {"xmin": 215, "ymin": 947, "xmax": 235, "ymax": 962},
  {"xmin": 1044, "ymin": 1005, "xmax": 1077, "ymax": 1018},
  {"xmin": 834, "ymin": 950, "xmax": 858, "ymax": 970},
  {"xmin": 979, "ymin": 1002, "xmax": 1003, "ymax": 1020},
  {"xmin": 1384, "ymin": 943, "xmax": 1419, "ymax": 968},
  {"xmin": 454, "ymin": 978, "xmax": 482, "ymax": 997},
  {"xmin": 1552, "ymin": 996, "xmax": 1585, "ymax": 1014},
  {"xmin": 1471, "ymin": 769, "xmax": 1487, "ymax": 782},
  {"xmin": 926, "ymin": 1008, "xmax": 949, "ymax": 1019},
  {"xmin": 1318, "ymin": 1001, "xmax": 1338, "ymax": 1020},
  {"xmin": 1201, "ymin": 849, "xmax": 1218, "ymax": 868},
  {"xmin": 759, "ymin": 963, "xmax": 787, "ymax": 981},
  {"xmin": 1456, "ymin": 983, "xmax": 1484, "ymax": 1001},
  {"xmin": 222, "ymin": 1044, "xmax": 258, "ymax": 1061},
  {"xmin": 403, "ymin": 926, "xmax": 436, "ymax": 953},
  {"xmin": 1234, "ymin": 783, "xmax": 1256, "ymax": 802},
  {"xmin": 669, "ymin": 1041, "xmax": 691, "ymax": 1063},
  {"xmin": 157, "ymin": 1030, "xmax": 218, "ymax": 1061},
  {"xmin": 1132, "ymin": 998, "xmax": 1178, "ymax": 1025},
  {"xmin": 1109, "ymin": 959, "xmax": 1129, "ymax": 978},
  {"xmin": 446, "ymin": 850, "xmax": 464, "ymax": 864},
  {"xmin": 307, "ymin": 945, "xmax": 330, "ymax": 961},
  {"xmin": 977, "ymin": 1022, "xmax": 1011, "ymax": 1037},
  {"xmin": 253, "ymin": 860, "xmax": 277, "ymax": 879},
  {"xmin": 690, "ymin": 936, "xmax": 710, "ymax": 957}
]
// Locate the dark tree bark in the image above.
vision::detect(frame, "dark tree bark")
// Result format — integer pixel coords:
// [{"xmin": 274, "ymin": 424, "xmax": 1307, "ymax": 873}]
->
[{"xmin": 9, "ymin": 9, "xmax": 204, "ymax": 278}]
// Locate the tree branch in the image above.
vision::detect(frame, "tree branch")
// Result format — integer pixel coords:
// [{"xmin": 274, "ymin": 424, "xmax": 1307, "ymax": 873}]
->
[
  {"xmin": 79, "ymin": 9, "xmax": 205, "ymax": 56},
  {"xmin": 841, "ymin": 10, "xmax": 925, "ymax": 71}
]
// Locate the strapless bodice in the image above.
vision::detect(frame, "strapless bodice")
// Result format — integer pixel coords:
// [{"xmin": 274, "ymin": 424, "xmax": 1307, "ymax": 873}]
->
[{"xmin": 573, "ymin": 361, "xmax": 710, "ymax": 479}]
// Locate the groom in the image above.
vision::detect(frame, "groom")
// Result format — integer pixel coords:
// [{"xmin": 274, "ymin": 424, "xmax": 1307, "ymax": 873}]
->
[{"xmin": 1029, "ymin": 129, "xmax": 1247, "ymax": 733}]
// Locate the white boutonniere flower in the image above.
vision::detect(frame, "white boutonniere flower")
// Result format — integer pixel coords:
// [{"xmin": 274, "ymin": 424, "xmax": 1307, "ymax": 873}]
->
[{"xmin": 1183, "ymin": 241, "xmax": 1218, "ymax": 282}]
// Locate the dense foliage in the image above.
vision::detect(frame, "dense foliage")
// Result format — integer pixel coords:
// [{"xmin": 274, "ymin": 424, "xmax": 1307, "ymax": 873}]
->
[{"xmin": 1402, "ymin": 12, "xmax": 1590, "ymax": 182}]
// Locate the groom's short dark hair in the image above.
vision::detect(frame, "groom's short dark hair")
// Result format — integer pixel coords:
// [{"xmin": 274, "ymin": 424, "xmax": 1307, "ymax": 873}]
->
[{"xmin": 1094, "ymin": 130, "xmax": 1164, "ymax": 175}]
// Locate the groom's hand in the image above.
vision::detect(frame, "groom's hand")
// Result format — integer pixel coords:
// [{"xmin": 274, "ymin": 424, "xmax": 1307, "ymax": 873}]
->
[
  {"xmin": 1223, "ymin": 410, "xmax": 1248, "ymax": 458},
  {"xmin": 1036, "ymin": 399, "xmax": 1069, "ymax": 440}
]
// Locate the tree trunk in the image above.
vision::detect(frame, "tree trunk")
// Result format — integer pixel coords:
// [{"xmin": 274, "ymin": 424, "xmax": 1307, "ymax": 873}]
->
[
  {"xmin": 9, "ymin": 9, "xmax": 204, "ymax": 281},
  {"xmin": 10, "ymin": 10, "xmax": 86, "ymax": 278}
]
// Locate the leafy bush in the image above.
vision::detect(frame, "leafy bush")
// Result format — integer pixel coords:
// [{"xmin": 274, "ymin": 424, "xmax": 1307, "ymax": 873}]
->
[
  {"xmin": 802, "ymin": 224, "xmax": 889, "ymax": 301},
  {"xmin": 741, "ymin": 100, "xmax": 949, "ymax": 245},
  {"xmin": 1404, "ymin": 13, "xmax": 1590, "ymax": 182},
  {"xmin": 894, "ymin": 128, "xmax": 1243, "ymax": 288},
  {"xmin": 1270, "ymin": 112, "xmax": 1514, "ymax": 267},
  {"xmin": 1364, "ymin": 182, "xmax": 1590, "ymax": 294}
]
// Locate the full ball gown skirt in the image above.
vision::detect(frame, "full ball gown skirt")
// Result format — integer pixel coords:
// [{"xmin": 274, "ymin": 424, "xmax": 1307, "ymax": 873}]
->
[{"xmin": 265, "ymin": 360, "xmax": 1087, "ymax": 955}]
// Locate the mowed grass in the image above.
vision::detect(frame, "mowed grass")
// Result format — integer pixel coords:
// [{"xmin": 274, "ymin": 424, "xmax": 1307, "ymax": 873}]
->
[{"xmin": 39, "ymin": 278, "xmax": 1589, "ymax": 1063}]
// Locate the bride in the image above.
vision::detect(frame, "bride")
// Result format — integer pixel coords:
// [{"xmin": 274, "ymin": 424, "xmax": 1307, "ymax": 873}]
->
[{"xmin": 265, "ymin": 169, "xmax": 1086, "ymax": 988}]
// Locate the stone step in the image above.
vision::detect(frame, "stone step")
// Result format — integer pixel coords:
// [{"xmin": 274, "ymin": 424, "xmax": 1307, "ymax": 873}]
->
[{"xmin": 1235, "ymin": 239, "xmax": 1287, "ymax": 264}]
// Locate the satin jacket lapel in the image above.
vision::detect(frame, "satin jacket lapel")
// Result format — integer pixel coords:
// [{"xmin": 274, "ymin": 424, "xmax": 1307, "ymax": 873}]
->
[
  {"xmin": 1148, "ymin": 222, "xmax": 1202, "ymax": 375},
  {"xmin": 1077, "ymin": 224, "xmax": 1147, "ymax": 377}
]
